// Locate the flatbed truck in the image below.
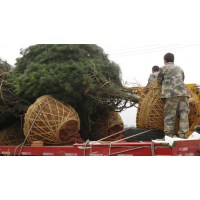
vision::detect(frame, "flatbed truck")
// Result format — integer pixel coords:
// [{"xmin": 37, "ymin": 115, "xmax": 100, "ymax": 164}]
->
[{"xmin": 0, "ymin": 84, "xmax": 199, "ymax": 156}]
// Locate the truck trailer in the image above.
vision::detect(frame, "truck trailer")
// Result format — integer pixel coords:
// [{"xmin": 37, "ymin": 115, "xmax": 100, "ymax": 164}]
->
[{"xmin": 0, "ymin": 84, "xmax": 199, "ymax": 156}]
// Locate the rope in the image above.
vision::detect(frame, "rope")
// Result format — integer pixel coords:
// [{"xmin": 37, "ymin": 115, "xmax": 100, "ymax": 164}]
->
[
  {"xmin": 24, "ymin": 95, "xmax": 80, "ymax": 145},
  {"xmin": 90, "ymin": 143, "xmax": 93, "ymax": 155},
  {"xmin": 84, "ymin": 139, "xmax": 90, "ymax": 156},
  {"xmin": 96, "ymin": 126, "xmax": 134, "ymax": 142},
  {"xmin": 108, "ymin": 129, "xmax": 152, "ymax": 156},
  {"xmin": 80, "ymin": 126, "xmax": 134, "ymax": 155},
  {"xmin": 14, "ymin": 143, "xmax": 23, "ymax": 156},
  {"xmin": 17, "ymin": 99, "xmax": 54, "ymax": 156},
  {"xmin": 92, "ymin": 111, "xmax": 124, "ymax": 141},
  {"xmin": 0, "ymin": 72, "xmax": 30, "ymax": 116},
  {"xmin": 107, "ymin": 146, "xmax": 150, "ymax": 156},
  {"xmin": 137, "ymin": 81, "xmax": 198, "ymax": 135},
  {"xmin": 0, "ymin": 122, "xmax": 24, "ymax": 146}
]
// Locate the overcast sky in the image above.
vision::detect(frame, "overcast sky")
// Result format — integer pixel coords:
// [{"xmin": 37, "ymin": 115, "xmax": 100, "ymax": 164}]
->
[
  {"xmin": 99, "ymin": 44, "xmax": 200, "ymax": 126},
  {"xmin": 1, "ymin": 44, "xmax": 200, "ymax": 126}
]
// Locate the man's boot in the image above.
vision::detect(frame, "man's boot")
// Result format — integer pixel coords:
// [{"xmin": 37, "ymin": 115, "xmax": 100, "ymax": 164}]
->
[
  {"xmin": 179, "ymin": 133, "xmax": 186, "ymax": 139},
  {"xmin": 173, "ymin": 134, "xmax": 179, "ymax": 138},
  {"xmin": 166, "ymin": 133, "xmax": 175, "ymax": 138}
]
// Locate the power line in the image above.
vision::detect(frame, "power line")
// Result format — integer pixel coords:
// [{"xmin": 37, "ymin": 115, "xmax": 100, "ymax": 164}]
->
[
  {"xmin": 107, "ymin": 44, "xmax": 161, "ymax": 53},
  {"xmin": 109, "ymin": 44, "xmax": 200, "ymax": 58},
  {"xmin": 110, "ymin": 44, "xmax": 181, "ymax": 55}
]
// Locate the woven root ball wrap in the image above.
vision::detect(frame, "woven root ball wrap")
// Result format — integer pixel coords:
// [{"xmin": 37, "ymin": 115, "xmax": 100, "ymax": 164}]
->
[
  {"xmin": 24, "ymin": 95, "xmax": 80, "ymax": 145},
  {"xmin": 0, "ymin": 74, "xmax": 19, "ymax": 125},
  {"xmin": 89, "ymin": 111, "xmax": 124, "ymax": 141},
  {"xmin": 136, "ymin": 81, "xmax": 198, "ymax": 134},
  {"xmin": 0, "ymin": 122, "xmax": 25, "ymax": 146}
]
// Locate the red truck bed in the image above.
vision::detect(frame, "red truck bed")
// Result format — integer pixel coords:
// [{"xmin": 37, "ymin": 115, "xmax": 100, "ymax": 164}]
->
[{"xmin": 1, "ymin": 140, "xmax": 200, "ymax": 156}]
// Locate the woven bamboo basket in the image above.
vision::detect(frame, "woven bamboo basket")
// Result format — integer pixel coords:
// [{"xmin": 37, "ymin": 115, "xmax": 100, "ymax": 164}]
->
[
  {"xmin": 24, "ymin": 95, "xmax": 80, "ymax": 145},
  {"xmin": 90, "ymin": 111, "xmax": 124, "ymax": 141},
  {"xmin": 0, "ymin": 122, "xmax": 25, "ymax": 146},
  {"xmin": 136, "ymin": 81, "xmax": 198, "ymax": 133}
]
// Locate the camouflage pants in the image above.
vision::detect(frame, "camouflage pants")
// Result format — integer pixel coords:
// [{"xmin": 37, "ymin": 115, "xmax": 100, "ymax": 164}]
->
[{"xmin": 164, "ymin": 97, "xmax": 190, "ymax": 135}]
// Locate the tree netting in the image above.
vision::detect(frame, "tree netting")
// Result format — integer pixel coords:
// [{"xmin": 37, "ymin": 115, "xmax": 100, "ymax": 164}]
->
[
  {"xmin": 136, "ymin": 80, "xmax": 198, "ymax": 133},
  {"xmin": 0, "ymin": 65, "xmax": 29, "ymax": 128},
  {"xmin": 0, "ymin": 121, "xmax": 25, "ymax": 146},
  {"xmin": 82, "ymin": 111, "xmax": 124, "ymax": 141},
  {"xmin": 7, "ymin": 44, "xmax": 139, "ymax": 141},
  {"xmin": 24, "ymin": 95, "xmax": 80, "ymax": 145},
  {"xmin": 0, "ymin": 59, "xmax": 19, "ymax": 127}
]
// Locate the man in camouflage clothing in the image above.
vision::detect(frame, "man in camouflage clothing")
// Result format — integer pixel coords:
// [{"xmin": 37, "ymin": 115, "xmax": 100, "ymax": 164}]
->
[
  {"xmin": 157, "ymin": 53, "xmax": 190, "ymax": 138},
  {"xmin": 147, "ymin": 66, "xmax": 159, "ymax": 85}
]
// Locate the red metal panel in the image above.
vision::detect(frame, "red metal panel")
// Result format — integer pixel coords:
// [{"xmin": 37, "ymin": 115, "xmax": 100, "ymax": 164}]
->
[
  {"xmin": 0, "ymin": 139, "xmax": 199, "ymax": 156},
  {"xmin": 74, "ymin": 142, "xmax": 162, "ymax": 147},
  {"xmin": 0, "ymin": 145, "xmax": 170, "ymax": 156},
  {"xmin": 172, "ymin": 140, "xmax": 200, "ymax": 156},
  {"xmin": 173, "ymin": 140, "xmax": 200, "ymax": 148},
  {"xmin": 0, "ymin": 146, "xmax": 82, "ymax": 156}
]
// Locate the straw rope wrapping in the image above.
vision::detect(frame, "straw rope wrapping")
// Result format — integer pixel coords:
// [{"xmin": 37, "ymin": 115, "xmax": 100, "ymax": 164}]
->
[
  {"xmin": 90, "ymin": 111, "xmax": 124, "ymax": 141},
  {"xmin": 136, "ymin": 81, "xmax": 198, "ymax": 133},
  {"xmin": 0, "ymin": 72, "xmax": 12, "ymax": 113},
  {"xmin": 24, "ymin": 95, "xmax": 80, "ymax": 145},
  {"xmin": 0, "ymin": 73, "xmax": 30, "ymax": 128},
  {"xmin": 0, "ymin": 122, "xmax": 25, "ymax": 146}
]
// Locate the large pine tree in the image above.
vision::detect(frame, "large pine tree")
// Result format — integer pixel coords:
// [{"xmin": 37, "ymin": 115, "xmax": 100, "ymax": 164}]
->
[{"xmin": 8, "ymin": 44, "xmax": 138, "ymax": 140}]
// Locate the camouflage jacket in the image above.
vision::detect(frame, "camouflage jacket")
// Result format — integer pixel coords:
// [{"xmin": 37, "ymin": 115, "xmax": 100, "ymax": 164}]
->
[
  {"xmin": 147, "ymin": 72, "xmax": 159, "ymax": 85},
  {"xmin": 157, "ymin": 62, "xmax": 188, "ymax": 99}
]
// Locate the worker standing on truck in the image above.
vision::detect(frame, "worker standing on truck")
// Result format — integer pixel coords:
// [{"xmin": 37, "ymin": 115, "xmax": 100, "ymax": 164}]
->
[
  {"xmin": 157, "ymin": 53, "xmax": 190, "ymax": 138},
  {"xmin": 147, "ymin": 65, "xmax": 160, "ymax": 85}
]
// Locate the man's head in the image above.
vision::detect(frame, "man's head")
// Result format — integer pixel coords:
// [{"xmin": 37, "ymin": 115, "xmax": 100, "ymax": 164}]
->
[
  {"xmin": 152, "ymin": 65, "xmax": 159, "ymax": 73},
  {"xmin": 194, "ymin": 125, "xmax": 200, "ymax": 134},
  {"xmin": 164, "ymin": 53, "xmax": 174, "ymax": 64}
]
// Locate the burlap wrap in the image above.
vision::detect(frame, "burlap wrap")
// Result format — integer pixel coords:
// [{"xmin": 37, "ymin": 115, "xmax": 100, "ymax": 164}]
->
[
  {"xmin": 136, "ymin": 81, "xmax": 198, "ymax": 133},
  {"xmin": 24, "ymin": 95, "xmax": 80, "ymax": 145},
  {"xmin": 0, "ymin": 122, "xmax": 25, "ymax": 146},
  {"xmin": 91, "ymin": 111, "xmax": 124, "ymax": 141}
]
